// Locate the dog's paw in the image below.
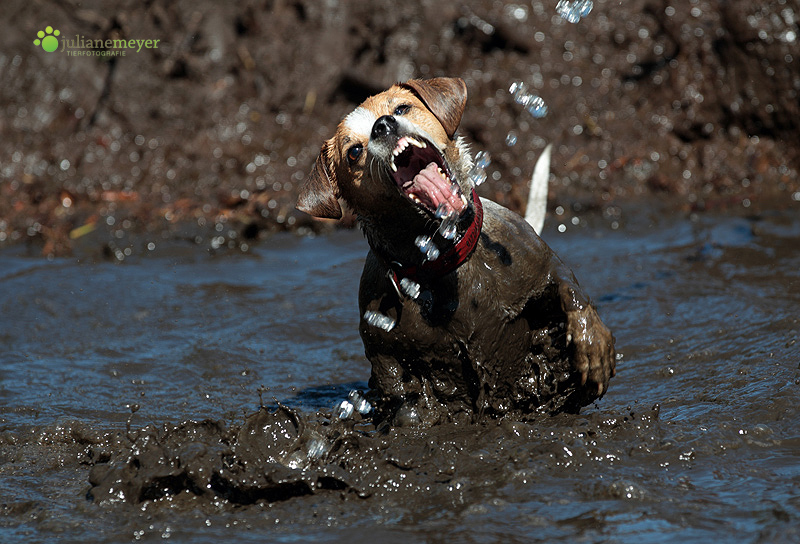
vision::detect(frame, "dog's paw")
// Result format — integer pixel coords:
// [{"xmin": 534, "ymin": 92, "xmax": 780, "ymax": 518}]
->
[{"xmin": 566, "ymin": 305, "xmax": 616, "ymax": 397}]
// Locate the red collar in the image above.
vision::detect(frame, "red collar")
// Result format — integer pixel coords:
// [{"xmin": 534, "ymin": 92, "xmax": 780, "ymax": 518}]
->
[{"xmin": 389, "ymin": 189, "xmax": 483, "ymax": 291}]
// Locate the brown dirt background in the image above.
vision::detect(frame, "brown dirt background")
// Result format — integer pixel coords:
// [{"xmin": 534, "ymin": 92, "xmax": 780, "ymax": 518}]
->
[{"xmin": 2, "ymin": 0, "xmax": 798, "ymax": 257}]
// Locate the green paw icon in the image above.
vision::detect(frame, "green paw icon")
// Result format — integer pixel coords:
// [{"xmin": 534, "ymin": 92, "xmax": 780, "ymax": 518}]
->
[{"xmin": 34, "ymin": 26, "xmax": 60, "ymax": 52}]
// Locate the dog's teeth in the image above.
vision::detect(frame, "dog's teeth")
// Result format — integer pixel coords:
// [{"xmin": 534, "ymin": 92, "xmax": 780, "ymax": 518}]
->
[
  {"xmin": 391, "ymin": 161, "xmax": 397, "ymax": 172},
  {"xmin": 406, "ymin": 137, "xmax": 424, "ymax": 148},
  {"xmin": 409, "ymin": 193, "xmax": 421, "ymax": 204}
]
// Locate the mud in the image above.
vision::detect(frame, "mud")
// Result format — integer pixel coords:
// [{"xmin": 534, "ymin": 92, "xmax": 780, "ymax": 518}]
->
[
  {"xmin": 2, "ymin": 0, "xmax": 799, "ymax": 257},
  {"xmin": 2, "ymin": 208, "xmax": 800, "ymax": 542},
  {"xmin": 2, "ymin": 0, "xmax": 800, "ymax": 541}
]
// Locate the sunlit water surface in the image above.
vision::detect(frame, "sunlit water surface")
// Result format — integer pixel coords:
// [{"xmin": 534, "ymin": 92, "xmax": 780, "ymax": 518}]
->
[{"xmin": 1, "ymin": 209, "xmax": 798, "ymax": 543}]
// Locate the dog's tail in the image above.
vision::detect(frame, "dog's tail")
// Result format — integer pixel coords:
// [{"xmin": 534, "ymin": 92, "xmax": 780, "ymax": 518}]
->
[{"xmin": 523, "ymin": 143, "xmax": 552, "ymax": 235}]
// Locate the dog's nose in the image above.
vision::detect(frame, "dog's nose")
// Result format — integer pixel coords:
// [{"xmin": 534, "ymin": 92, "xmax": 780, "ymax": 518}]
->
[{"xmin": 371, "ymin": 115, "xmax": 398, "ymax": 139}]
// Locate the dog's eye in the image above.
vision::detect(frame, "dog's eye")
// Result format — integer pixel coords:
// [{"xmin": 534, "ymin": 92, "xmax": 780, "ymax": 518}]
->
[
  {"xmin": 346, "ymin": 144, "xmax": 363, "ymax": 165},
  {"xmin": 393, "ymin": 104, "xmax": 411, "ymax": 116}
]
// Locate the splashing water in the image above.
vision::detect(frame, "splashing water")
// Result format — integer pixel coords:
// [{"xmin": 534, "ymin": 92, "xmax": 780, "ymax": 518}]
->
[
  {"xmin": 509, "ymin": 82, "xmax": 548, "ymax": 118},
  {"xmin": 435, "ymin": 203, "xmax": 459, "ymax": 240},
  {"xmin": 347, "ymin": 390, "xmax": 372, "ymax": 415},
  {"xmin": 475, "ymin": 150, "xmax": 491, "ymax": 170},
  {"xmin": 363, "ymin": 310, "xmax": 396, "ymax": 332},
  {"xmin": 415, "ymin": 235, "xmax": 440, "ymax": 261},
  {"xmin": 333, "ymin": 399, "xmax": 354, "ymax": 419},
  {"xmin": 306, "ymin": 433, "xmax": 331, "ymax": 460},
  {"xmin": 505, "ymin": 131, "xmax": 518, "ymax": 147},
  {"xmin": 439, "ymin": 215, "xmax": 458, "ymax": 240},
  {"xmin": 468, "ymin": 150, "xmax": 491, "ymax": 187},
  {"xmin": 331, "ymin": 391, "xmax": 371, "ymax": 423},
  {"xmin": 399, "ymin": 277, "xmax": 421, "ymax": 299},
  {"xmin": 556, "ymin": 0, "xmax": 593, "ymax": 23}
]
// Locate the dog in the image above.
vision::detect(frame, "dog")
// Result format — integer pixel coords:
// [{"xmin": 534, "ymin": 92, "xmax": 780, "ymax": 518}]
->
[{"xmin": 297, "ymin": 77, "xmax": 615, "ymax": 424}]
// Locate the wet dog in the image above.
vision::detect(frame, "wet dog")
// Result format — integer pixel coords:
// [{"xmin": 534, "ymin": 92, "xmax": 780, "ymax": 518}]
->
[{"xmin": 297, "ymin": 77, "xmax": 615, "ymax": 424}]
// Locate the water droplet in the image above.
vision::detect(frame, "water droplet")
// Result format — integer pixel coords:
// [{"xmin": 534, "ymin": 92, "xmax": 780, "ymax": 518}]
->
[
  {"xmin": 438, "ymin": 213, "xmax": 458, "ymax": 240},
  {"xmin": 468, "ymin": 150, "xmax": 491, "ymax": 187},
  {"xmin": 525, "ymin": 96, "xmax": 548, "ymax": 118},
  {"xmin": 509, "ymin": 80, "xmax": 527, "ymax": 98},
  {"xmin": 509, "ymin": 81, "xmax": 548, "ymax": 118},
  {"xmin": 306, "ymin": 433, "xmax": 331, "ymax": 459},
  {"xmin": 415, "ymin": 234, "xmax": 431, "ymax": 250},
  {"xmin": 347, "ymin": 390, "xmax": 372, "ymax": 414},
  {"xmin": 469, "ymin": 169, "xmax": 487, "ymax": 187},
  {"xmin": 556, "ymin": 0, "xmax": 593, "ymax": 23},
  {"xmin": 415, "ymin": 235, "xmax": 440, "ymax": 260},
  {"xmin": 363, "ymin": 310, "xmax": 396, "ymax": 332},
  {"xmin": 334, "ymin": 399, "xmax": 354, "ymax": 419},
  {"xmin": 399, "ymin": 277, "xmax": 421, "ymax": 299},
  {"xmin": 505, "ymin": 131, "xmax": 518, "ymax": 146},
  {"xmin": 475, "ymin": 150, "xmax": 491, "ymax": 170}
]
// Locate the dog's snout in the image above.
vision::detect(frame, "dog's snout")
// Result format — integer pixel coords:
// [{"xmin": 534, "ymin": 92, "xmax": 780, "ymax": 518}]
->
[{"xmin": 371, "ymin": 115, "xmax": 398, "ymax": 140}]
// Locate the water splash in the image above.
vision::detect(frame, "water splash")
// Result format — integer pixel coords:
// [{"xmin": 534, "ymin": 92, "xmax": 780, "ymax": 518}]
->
[
  {"xmin": 439, "ymin": 215, "xmax": 458, "ymax": 240},
  {"xmin": 334, "ymin": 399, "xmax": 354, "ymax": 419},
  {"xmin": 468, "ymin": 150, "xmax": 491, "ymax": 187},
  {"xmin": 505, "ymin": 131, "xmax": 518, "ymax": 147},
  {"xmin": 415, "ymin": 235, "xmax": 440, "ymax": 261},
  {"xmin": 509, "ymin": 82, "xmax": 548, "ymax": 118},
  {"xmin": 331, "ymin": 391, "xmax": 371, "ymax": 423},
  {"xmin": 363, "ymin": 310, "xmax": 396, "ymax": 332},
  {"xmin": 399, "ymin": 277, "xmax": 421, "ymax": 299},
  {"xmin": 306, "ymin": 432, "xmax": 331, "ymax": 460},
  {"xmin": 556, "ymin": 0, "xmax": 593, "ymax": 23},
  {"xmin": 435, "ymin": 203, "xmax": 459, "ymax": 240},
  {"xmin": 475, "ymin": 150, "xmax": 491, "ymax": 170},
  {"xmin": 347, "ymin": 390, "xmax": 372, "ymax": 415}
]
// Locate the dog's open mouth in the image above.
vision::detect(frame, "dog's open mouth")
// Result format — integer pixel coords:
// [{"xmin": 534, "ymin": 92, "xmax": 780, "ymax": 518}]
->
[{"xmin": 389, "ymin": 136, "xmax": 468, "ymax": 216}]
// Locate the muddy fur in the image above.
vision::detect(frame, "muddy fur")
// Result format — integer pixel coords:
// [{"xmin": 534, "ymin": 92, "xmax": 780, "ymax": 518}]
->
[{"xmin": 298, "ymin": 77, "xmax": 615, "ymax": 424}]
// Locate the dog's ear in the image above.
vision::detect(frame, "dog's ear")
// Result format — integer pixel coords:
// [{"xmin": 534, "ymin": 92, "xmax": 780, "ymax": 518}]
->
[
  {"xmin": 401, "ymin": 77, "xmax": 467, "ymax": 139},
  {"xmin": 296, "ymin": 141, "xmax": 343, "ymax": 219}
]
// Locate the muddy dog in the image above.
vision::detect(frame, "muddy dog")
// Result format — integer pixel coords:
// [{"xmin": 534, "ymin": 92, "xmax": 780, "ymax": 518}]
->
[{"xmin": 297, "ymin": 77, "xmax": 615, "ymax": 424}]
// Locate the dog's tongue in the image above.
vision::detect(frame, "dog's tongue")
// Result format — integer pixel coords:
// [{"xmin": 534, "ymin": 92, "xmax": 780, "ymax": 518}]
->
[{"xmin": 411, "ymin": 162, "xmax": 466, "ymax": 215}]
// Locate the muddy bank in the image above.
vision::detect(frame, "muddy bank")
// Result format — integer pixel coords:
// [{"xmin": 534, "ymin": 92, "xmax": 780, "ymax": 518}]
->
[{"xmin": 2, "ymin": 0, "xmax": 799, "ymax": 256}]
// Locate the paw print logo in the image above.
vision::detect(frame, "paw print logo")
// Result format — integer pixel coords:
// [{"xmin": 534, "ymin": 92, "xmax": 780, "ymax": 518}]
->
[{"xmin": 34, "ymin": 26, "xmax": 60, "ymax": 53}]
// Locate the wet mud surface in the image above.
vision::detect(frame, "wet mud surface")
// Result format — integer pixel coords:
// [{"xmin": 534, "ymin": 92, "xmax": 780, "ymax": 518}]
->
[
  {"xmin": 2, "ymin": 208, "xmax": 800, "ymax": 542},
  {"xmin": 3, "ymin": 0, "xmax": 800, "ymax": 541}
]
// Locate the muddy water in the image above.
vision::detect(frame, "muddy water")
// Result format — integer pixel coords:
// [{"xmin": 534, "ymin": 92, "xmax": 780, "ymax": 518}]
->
[{"xmin": 1, "ymin": 208, "xmax": 799, "ymax": 543}]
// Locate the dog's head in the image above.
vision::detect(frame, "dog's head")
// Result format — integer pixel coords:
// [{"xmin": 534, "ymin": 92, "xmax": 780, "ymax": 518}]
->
[{"xmin": 297, "ymin": 77, "xmax": 472, "ymax": 223}]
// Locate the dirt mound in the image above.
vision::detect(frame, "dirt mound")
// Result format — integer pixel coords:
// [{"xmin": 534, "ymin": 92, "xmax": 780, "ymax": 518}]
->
[{"xmin": 2, "ymin": 0, "xmax": 798, "ymax": 256}]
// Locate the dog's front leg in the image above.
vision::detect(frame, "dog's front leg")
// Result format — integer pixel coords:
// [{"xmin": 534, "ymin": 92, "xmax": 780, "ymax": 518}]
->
[{"xmin": 554, "ymin": 264, "xmax": 616, "ymax": 397}]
